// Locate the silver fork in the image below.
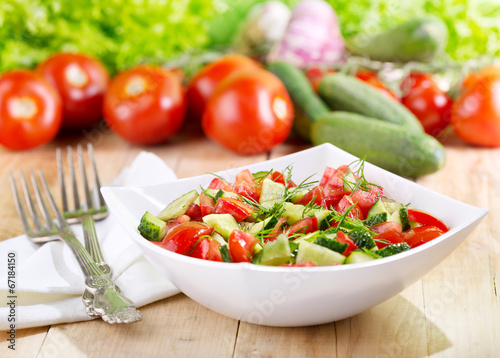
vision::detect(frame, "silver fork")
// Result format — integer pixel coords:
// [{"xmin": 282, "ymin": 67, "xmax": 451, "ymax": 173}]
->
[
  {"xmin": 10, "ymin": 169, "xmax": 142, "ymax": 324},
  {"xmin": 56, "ymin": 144, "xmax": 140, "ymax": 320}
]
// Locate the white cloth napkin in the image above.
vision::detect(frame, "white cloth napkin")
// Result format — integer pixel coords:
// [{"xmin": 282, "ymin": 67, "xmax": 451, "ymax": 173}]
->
[{"xmin": 0, "ymin": 152, "xmax": 180, "ymax": 330}]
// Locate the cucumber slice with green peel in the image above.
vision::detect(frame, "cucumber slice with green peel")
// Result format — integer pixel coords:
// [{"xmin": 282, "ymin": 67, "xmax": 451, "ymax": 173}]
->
[
  {"xmin": 259, "ymin": 179, "xmax": 286, "ymax": 209},
  {"xmin": 204, "ymin": 188, "xmax": 239, "ymax": 200},
  {"xmin": 375, "ymin": 243, "xmax": 411, "ymax": 257},
  {"xmin": 138, "ymin": 211, "xmax": 166, "ymax": 242},
  {"xmin": 157, "ymin": 190, "xmax": 198, "ymax": 221},
  {"xmin": 282, "ymin": 202, "xmax": 307, "ymax": 225},
  {"xmin": 345, "ymin": 250, "xmax": 378, "ymax": 264},
  {"xmin": 202, "ymin": 213, "xmax": 240, "ymax": 240},
  {"xmin": 210, "ymin": 231, "xmax": 227, "ymax": 246},
  {"xmin": 291, "ymin": 231, "xmax": 320, "ymax": 244},
  {"xmin": 364, "ymin": 212, "xmax": 387, "ymax": 227},
  {"xmin": 367, "ymin": 198, "xmax": 408, "ymax": 229},
  {"xmin": 289, "ymin": 187, "xmax": 309, "ymax": 203},
  {"xmin": 314, "ymin": 234, "xmax": 348, "ymax": 254},
  {"xmin": 259, "ymin": 234, "xmax": 293, "ymax": 266},
  {"xmin": 348, "ymin": 226, "xmax": 377, "ymax": 250},
  {"xmin": 296, "ymin": 241, "xmax": 346, "ymax": 266}
]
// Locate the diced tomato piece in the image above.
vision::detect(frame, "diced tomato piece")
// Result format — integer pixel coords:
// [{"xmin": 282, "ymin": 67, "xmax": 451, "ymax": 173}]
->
[
  {"xmin": 319, "ymin": 165, "xmax": 352, "ymax": 195},
  {"xmin": 208, "ymin": 177, "xmax": 232, "ymax": 191},
  {"xmin": 271, "ymin": 171, "xmax": 296, "ymax": 188},
  {"xmin": 336, "ymin": 231, "xmax": 358, "ymax": 256},
  {"xmin": 336, "ymin": 195, "xmax": 365, "ymax": 220},
  {"xmin": 288, "ymin": 216, "xmax": 318, "ymax": 237},
  {"xmin": 370, "ymin": 221, "xmax": 402, "ymax": 235},
  {"xmin": 403, "ymin": 225, "xmax": 444, "ymax": 248},
  {"xmin": 199, "ymin": 192, "xmax": 215, "ymax": 217},
  {"xmin": 280, "ymin": 261, "xmax": 317, "ymax": 267},
  {"xmin": 351, "ymin": 185, "xmax": 383, "ymax": 216},
  {"xmin": 235, "ymin": 169, "xmax": 254, "ymax": 184},
  {"xmin": 188, "ymin": 238, "xmax": 222, "ymax": 262},
  {"xmin": 164, "ymin": 215, "xmax": 191, "ymax": 233},
  {"xmin": 215, "ymin": 197, "xmax": 254, "ymax": 221},
  {"xmin": 297, "ymin": 186, "xmax": 325, "ymax": 206},
  {"xmin": 321, "ymin": 190, "xmax": 346, "ymax": 210},
  {"xmin": 228, "ymin": 230, "xmax": 259, "ymax": 262},
  {"xmin": 264, "ymin": 217, "xmax": 288, "ymax": 243},
  {"xmin": 184, "ymin": 203, "xmax": 202, "ymax": 221},
  {"xmin": 233, "ymin": 181, "xmax": 260, "ymax": 202},
  {"xmin": 374, "ymin": 231, "xmax": 404, "ymax": 249},
  {"xmin": 408, "ymin": 209, "xmax": 448, "ymax": 233},
  {"xmin": 160, "ymin": 222, "xmax": 214, "ymax": 254}
]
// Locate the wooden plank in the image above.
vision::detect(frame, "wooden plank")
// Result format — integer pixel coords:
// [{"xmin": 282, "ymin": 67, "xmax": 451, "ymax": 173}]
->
[
  {"xmin": 38, "ymin": 294, "xmax": 238, "ymax": 358},
  {"xmin": 0, "ymin": 326, "xmax": 48, "ymax": 357},
  {"xmin": 417, "ymin": 146, "xmax": 500, "ymax": 357}
]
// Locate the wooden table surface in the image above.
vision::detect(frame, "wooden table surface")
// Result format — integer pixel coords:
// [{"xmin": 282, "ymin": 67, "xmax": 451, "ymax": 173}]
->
[{"xmin": 0, "ymin": 127, "xmax": 498, "ymax": 358}]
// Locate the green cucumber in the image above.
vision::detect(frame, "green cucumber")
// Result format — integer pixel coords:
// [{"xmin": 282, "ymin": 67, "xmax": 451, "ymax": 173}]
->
[
  {"xmin": 318, "ymin": 73, "xmax": 423, "ymax": 132},
  {"xmin": 311, "ymin": 112, "xmax": 446, "ymax": 177},
  {"xmin": 296, "ymin": 240, "xmax": 346, "ymax": 266},
  {"xmin": 138, "ymin": 211, "xmax": 166, "ymax": 242},
  {"xmin": 375, "ymin": 243, "xmax": 411, "ymax": 258},
  {"xmin": 259, "ymin": 234, "xmax": 293, "ymax": 266},
  {"xmin": 267, "ymin": 61, "xmax": 330, "ymax": 140},
  {"xmin": 345, "ymin": 250, "xmax": 378, "ymax": 265},
  {"xmin": 348, "ymin": 16, "xmax": 448, "ymax": 63},
  {"xmin": 259, "ymin": 179, "xmax": 286, "ymax": 210},
  {"xmin": 202, "ymin": 214, "xmax": 239, "ymax": 240},
  {"xmin": 157, "ymin": 190, "xmax": 198, "ymax": 221}
]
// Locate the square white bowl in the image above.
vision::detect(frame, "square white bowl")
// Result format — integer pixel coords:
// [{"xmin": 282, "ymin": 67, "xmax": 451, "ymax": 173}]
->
[{"xmin": 101, "ymin": 143, "xmax": 488, "ymax": 327}]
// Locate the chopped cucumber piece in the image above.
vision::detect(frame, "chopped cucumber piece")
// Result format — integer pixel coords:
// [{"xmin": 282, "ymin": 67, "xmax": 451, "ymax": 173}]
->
[
  {"xmin": 367, "ymin": 198, "xmax": 406, "ymax": 228},
  {"xmin": 364, "ymin": 212, "xmax": 387, "ymax": 227},
  {"xmin": 345, "ymin": 250, "xmax": 377, "ymax": 264},
  {"xmin": 314, "ymin": 234, "xmax": 348, "ymax": 254},
  {"xmin": 219, "ymin": 245, "xmax": 231, "ymax": 262},
  {"xmin": 399, "ymin": 207, "xmax": 410, "ymax": 231},
  {"xmin": 259, "ymin": 179, "xmax": 285, "ymax": 209},
  {"xmin": 138, "ymin": 211, "xmax": 166, "ymax": 241},
  {"xmin": 313, "ymin": 208, "xmax": 330, "ymax": 227},
  {"xmin": 291, "ymin": 231, "xmax": 320, "ymax": 244},
  {"xmin": 204, "ymin": 188, "xmax": 239, "ymax": 200},
  {"xmin": 296, "ymin": 240, "xmax": 346, "ymax": 266},
  {"xmin": 283, "ymin": 202, "xmax": 307, "ymax": 224},
  {"xmin": 375, "ymin": 243, "xmax": 411, "ymax": 257},
  {"xmin": 211, "ymin": 231, "xmax": 227, "ymax": 246},
  {"xmin": 157, "ymin": 190, "xmax": 198, "ymax": 221},
  {"xmin": 348, "ymin": 226, "xmax": 377, "ymax": 250},
  {"xmin": 342, "ymin": 170, "xmax": 357, "ymax": 191},
  {"xmin": 203, "ymin": 214, "xmax": 239, "ymax": 240},
  {"xmin": 289, "ymin": 187, "xmax": 309, "ymax": 203},
  {"xmin": 259, "ymin": 234, "xmax": 293, "ymax": 266}
]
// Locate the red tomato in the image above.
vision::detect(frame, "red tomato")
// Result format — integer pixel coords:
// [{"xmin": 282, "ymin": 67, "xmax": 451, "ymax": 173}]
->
[
  {"xmin": 199, "ymin": 192, "xmax": 216, "ymax": 217},
  {"xmin": 189, "ymin": 238, "xmax": 222, "ymax": 262},
  {"xmin": 184, "ymin": 203, "xmax": 202, "ymax": 221},
  {"xmin": 271, "ymin": 171, "xmax": 296, "ymax": 187},
  {"xmin": 228, "ymin": 230, "xmax": 259, "ymax": 262},
  {"xmin": 401, "ymin": 73, "xmax": 453, "ymax": 137},
  {"xmin": 336, "ymin": 195, "xmax": 365, "ymax": 220},
  {"xmin": 215, "ymin": 197, "xmax": 254, "ymax": 221},
  {"xmin": 37, "ymin": 53, "xmax": 109, "ymax": 131},
  {"xmin": 186, "ymin": 54, "xmax": 261, "ymax": 122},
  {"xmin": 451, "ymin": 66, "xmax": 500, "ymax": 147},
  {"xmin": 233, "ymin": 170, "xmax": 259, "ymax": 201},
  {"xmin": 305, "ymin": 67, "xmax": 335, "ymax": 92},
  {"xmin": 288, "ymin": 216, "xmax": 318, "ymax": 237},
  {"xmin": 403, "ymin": 225, "xmax": 444, "ymax": 248},
  {"xmin": 351, "ymin": 185, "xmax": 383, "ymax": 217},
  {"xmin": 374, "ymin": 231, "xmax": 405, "ymax": 249},
  {"xmin": 208, "ymin": 177, "xmax": 232, "ymax": 191},
  {"xmin": 336, "ymin": 231, "xmax": 358, "ymax": 256},
  {"xmin": 356, "ymin": 70, "xmax": 398, "ymax": 100},
  {"xmin": 103, "ymin": 65, "xmax": 186, "ymax": 145},
  {"xmin": 370, "ymin": 221, "xmax": 402, "ymax": 235},
  {"xmin": 202, "ymin": 68, "xmax": 294, "ymax": 155},
  {"xmin": 319, "ymin": 165, "xmax": 351, "ymax": 195},
  {"xmin": 0, "ymin": 70, "xmax": 62, "ymax": 150},
  {"xmin": 160, "ymin": 222, "xmax": 213, "ymax": 254},
  {"xmin": 407, "ymin": 209, "xmax": 448, "ymax": 232},
  {"xmin": 297, "ymin": 186, "xmax": 325, "ymax": 206}
]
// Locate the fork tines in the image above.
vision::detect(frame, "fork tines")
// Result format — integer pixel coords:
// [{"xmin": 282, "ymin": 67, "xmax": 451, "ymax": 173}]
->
[
  {"xmin": 10, "ymin": 169, "xmax": 69, "ymax": 243},
  {"xmin": 57, "ymin": 143, "xmax": 106, "ymax": 223}
]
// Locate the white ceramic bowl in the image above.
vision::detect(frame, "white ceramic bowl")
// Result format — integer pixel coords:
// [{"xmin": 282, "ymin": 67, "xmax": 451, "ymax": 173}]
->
[{"xmin": 101, "ymin": 144, "xmax": 488, "ymax": 327}]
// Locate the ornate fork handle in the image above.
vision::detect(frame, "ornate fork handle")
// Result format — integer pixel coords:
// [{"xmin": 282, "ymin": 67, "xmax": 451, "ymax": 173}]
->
[{"xmin": 59, "ymin": 232, "xmax": 142, "ymax": 323}]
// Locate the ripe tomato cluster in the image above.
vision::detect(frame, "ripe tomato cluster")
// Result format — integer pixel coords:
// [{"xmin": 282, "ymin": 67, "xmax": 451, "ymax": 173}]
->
[{"xmin": 186, "ymin": 54, "xmax": 294, "ymax": 155}]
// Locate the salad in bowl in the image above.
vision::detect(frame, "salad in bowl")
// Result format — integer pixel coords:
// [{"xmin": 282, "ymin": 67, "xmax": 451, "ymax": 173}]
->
[{"xmin": 101, "ymin": 144, "xmax": 487, "ymax": 327}]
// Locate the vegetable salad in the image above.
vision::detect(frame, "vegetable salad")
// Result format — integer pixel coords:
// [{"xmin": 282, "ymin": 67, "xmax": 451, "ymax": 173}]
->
[{"xmin": 138, "ymin": 161, "xmax": 449, "ymax": 266}]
